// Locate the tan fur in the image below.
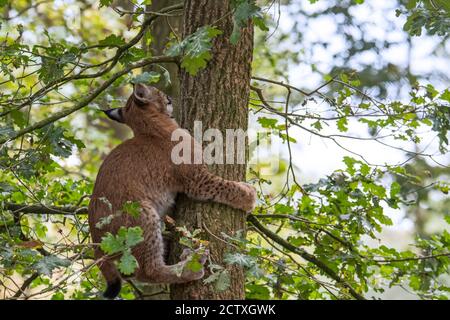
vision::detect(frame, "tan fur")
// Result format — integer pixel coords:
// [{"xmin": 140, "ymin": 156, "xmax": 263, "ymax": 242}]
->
[{"xmin": 88, "ymin": 84, "xmax": 256, "ymax": 297}]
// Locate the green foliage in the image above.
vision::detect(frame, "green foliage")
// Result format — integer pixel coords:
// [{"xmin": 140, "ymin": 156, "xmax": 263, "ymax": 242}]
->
[
  {"xmin": 167, "ymin": 26, "xmax": 222, "ymax": 75},
  {"xmin": 121, "ymin": 201, "xmax": 142, "ymax": 218},
  {"xmin": 100, "ymin": 226, "xmax": 143, "ymax": 254},
  {"xmin": 398, "ymin": 0, "xmax": 450, "ymax": 36},
  {"xmin": 100, "ymin": 226, "xmax": 144, "ymax": 275},
  {"xmin": 242, "ymin": 155, "xmax": 450, "ymax": 299},
  {"xmin": 257, "ymin": 117, "xmax": 278, "ymax": 129},
  {"xmin": 36, "ymin": 32, "xmax": 79, "ymax": 85},
  {"xmin": 130, "ymin": 71, "xmax": 160, "ymax": 85},
  {"xmin": 231, "ymin": 0, "xmax": 269, "ymax": 44},
  {"xmin": 204, "ymin": 264, "xmax": 231, "ymax": 292},
  {"xmin": 98, "ymin": 34, "xmax": 126, "ymax": 48},
  {"xmin": 33, "ymin": 256, "xmax": 71, "ymax": 277},
  {"xmin": 99, "ymin": 0, "xmax": 114, "ymax": 7}
]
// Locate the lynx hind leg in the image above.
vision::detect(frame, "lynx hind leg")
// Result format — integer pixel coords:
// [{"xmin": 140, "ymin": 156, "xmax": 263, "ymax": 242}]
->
[{"xmin": 136, "ymin": 205, "xmax": 207, "ymax": 284}]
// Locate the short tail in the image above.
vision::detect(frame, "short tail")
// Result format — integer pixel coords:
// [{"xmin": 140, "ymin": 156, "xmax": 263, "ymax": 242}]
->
[
  {"xmin": 103, "ymin": 277, "xmax": 122, "ymax": 299},
  {"xmin": 95, "ymin": 249, "xmax": 122, "ymax": 299}
]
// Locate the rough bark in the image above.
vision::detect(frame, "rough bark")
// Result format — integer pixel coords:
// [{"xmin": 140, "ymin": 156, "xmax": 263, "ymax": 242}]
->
[{"xmin": 169, "ymin": 0, "xmax": 254, "ymax": 299}]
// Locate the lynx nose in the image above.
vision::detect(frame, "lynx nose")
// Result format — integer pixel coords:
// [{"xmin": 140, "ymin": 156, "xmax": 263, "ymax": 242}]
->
[{"xmin": 103, "ymin": 108, "xmax": 125, "ymax": 123}]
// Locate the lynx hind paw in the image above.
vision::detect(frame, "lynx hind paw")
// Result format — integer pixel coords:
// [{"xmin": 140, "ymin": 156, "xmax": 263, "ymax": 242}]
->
[
  {"xmin": 180, "ymin": 248, "xmax": 193, "ymax": 261},
  {"xmin": 238, "ymin": 182, "xmax": 257, "ymax": 213},
  {"xmin": 181, "ymin": 249, "xmax": 209, "ymax": 281},
  {"xmin": 183, "ymin": 267, "xmax": 205, "ymax": 281},
  {"xmin": 180, "ymin": 248, "xmax": 209, "ymax": 264}
]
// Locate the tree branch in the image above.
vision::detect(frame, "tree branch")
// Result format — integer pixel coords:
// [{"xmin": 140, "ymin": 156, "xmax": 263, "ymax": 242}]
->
[
  {"xmin": 4, "ymin": 203, "xmax": 88, "ymax": 215},
  {"xmin": 5, "ymin": 202, "xmax": 448, "ymax": 298},
  {"xmin": 374, "ymin": 253, "xmax": 450, "ymax": 263},
  {"xmin": 10, "ymin": 273, "xmax": 39, "ymax": 299},
  {"xmin": 0, "ymin": 2, "xmax": 183, "ymax": 118},
  {"xmin": 0, "ymin": 55, "xmax": 178, "ymax": 145},
  {"xmin": 247, "ymin": 215, "xmax": 366, "ymax": 300}
]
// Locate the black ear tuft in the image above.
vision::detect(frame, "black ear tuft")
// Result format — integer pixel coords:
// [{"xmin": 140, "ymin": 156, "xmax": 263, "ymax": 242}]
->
[{"xmin": 103, "ymin": 278, "xmax": 122, "ymax": 299}]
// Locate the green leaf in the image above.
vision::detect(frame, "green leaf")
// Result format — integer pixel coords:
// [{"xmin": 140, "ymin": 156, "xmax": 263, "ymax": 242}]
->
[
  {"xmin": 101, "ymin": 226, "xmax": 143, "ymax": 255},
  {"xmin": 185, "ymin": 254, "xmax": 203, "ymax": 273},
  {"xmin": 120, "ymin": 226, "xmax": 144, "ymax": 247},
  {"xmin": 343, "ymin": 156, "xmax": 356, "ymax": 175},
  {"xmin": 98, "ymin": 34, "xmax": 126, "ymax": 48},
  {"xmin": 122, "ymin": 201, "xmax": 142, "ymax": 218},
  {"xmin": 167, "ymin": 26, "xmax": 222, "ymax": 75},
  {"xmin": 409, "ymin": 274, "xmax": 421, "ymax": 290},
  {"xmin": 406, "ymin": 0, "xmax": 418, "ymax": 10},
  {"xmin": 257, "ymin": 117, "xmax": 278, "ymax": 128},
  {"xmin": 119, "ymin": 47, "xmax": 147, "ymax": 65},
  {"xmin": 51, "ymin": 292, "xmax": 65, "ymax": 300},
  {"xmin": 203, "ymin": 269, "xmax": 230, "ymax": 291},
  {"xmin": 312, "ymin": 120, "xmax": 323, "ymax": 130},
  {"xmin": 246, "ymin": 284, "xmax": 270, "ymax": 299},
  {"xmin": 425, "ymin": 84, "xmax": 439, "ymax": 99},
  {"xmin": 360, "ymin": 163, "xmax": 370, "ymax": 175},
  {"xmin": 274, "ymin": 203, "xmax": 295, "ymax": 214},
  {"xmin": 100, "ymin": 232, "xmax": 125, "ymax": 254},
  {"xmin": 37, "ymin": 124, "xmax": 83, "ymax": 158},
  {"xmin": 35, "ymin": 223, "xmax": 48, "ymax": 238},
  {"xmin": 0, "ymin": 125, "xmax": 15, "ymax": 139},
  {"xmin": 231, "ymin": 1, "xmax": 267, "ymax": 44},
  {"xmin": 390, "ymin": 181, "xmax": 401, "ymax": 198},
  {"xmin": 440, "ymin": 89, "xmax": 450, "ymax": 103},
  {"xmin": 34, "ymin": 256, "xmax": 71, "ymax": 276},
  {"xmin": 215, "ymin": 269, "xmax": 231, "ymax": 291},
  {"xmin": 224, "ymin": 252, "xmax": 254, "ymax": 267},
  {"xmin": 337, "ymin": 117, "xmax": 348, "ymax": 132},
  {"xmin": 38, "ymin": 58, "xmax": 64, "ymax": 84},
  {"xmin": 130, "ymin": 71, "xmax": 160, "ymax": 85},
  {"xmin": 118, "ymin": 250, "xmax": 139, "ymax": 275},
  {"xmin": 99, "ymin": 0, "xmax": 114, "ymax": 7}
]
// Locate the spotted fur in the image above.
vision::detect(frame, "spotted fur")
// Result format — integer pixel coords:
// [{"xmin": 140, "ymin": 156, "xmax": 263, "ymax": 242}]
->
[{"xmin": 88, "ymin": 84, "xmax": 256, "ymax": 299}]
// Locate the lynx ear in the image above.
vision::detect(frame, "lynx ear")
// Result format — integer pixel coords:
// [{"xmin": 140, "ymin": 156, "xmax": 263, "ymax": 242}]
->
[{"xmin": 133, "ymin": 83, "xmax": 154, "ymax": 106}]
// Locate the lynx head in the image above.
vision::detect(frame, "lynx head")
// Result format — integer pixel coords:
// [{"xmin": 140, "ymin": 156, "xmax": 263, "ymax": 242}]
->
[{"xmin": 103, "ymin": 83, "xmax": 174, "ymax": 135}]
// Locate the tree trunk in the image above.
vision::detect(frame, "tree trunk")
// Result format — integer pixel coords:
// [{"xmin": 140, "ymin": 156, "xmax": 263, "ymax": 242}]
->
[{"xmin": 170, "ymin": 1, "xmax": 254, "ymax": 299}]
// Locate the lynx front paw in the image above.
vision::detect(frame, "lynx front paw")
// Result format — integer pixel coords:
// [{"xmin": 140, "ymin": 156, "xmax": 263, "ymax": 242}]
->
[{"xmin": 236, "ymin": 182, "xmax": 257, "ymax": 213}]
